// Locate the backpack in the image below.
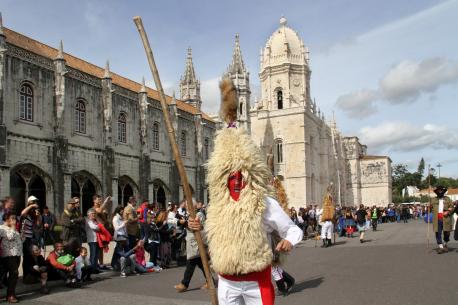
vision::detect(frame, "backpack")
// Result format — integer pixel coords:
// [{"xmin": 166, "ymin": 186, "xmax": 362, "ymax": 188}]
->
[{"xmin": 57, "ymin": 254, "xmax": 75, "ymax": 266}]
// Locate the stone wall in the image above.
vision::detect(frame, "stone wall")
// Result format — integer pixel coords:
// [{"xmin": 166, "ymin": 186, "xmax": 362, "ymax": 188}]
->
[{"xmin": 0, "ymin": 30, "xmax": 216, "ymax": 216}]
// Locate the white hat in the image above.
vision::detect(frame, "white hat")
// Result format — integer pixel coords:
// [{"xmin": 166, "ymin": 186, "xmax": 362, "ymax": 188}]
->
[{"xmin": 27, "ymin": 195, "xmax": 39, "ymax": 202}]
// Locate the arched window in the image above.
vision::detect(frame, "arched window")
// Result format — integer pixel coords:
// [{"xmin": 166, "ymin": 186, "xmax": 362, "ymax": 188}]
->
[
  {"xmin": 74, "ymin": 100, "xmax": 86, "ymax": 133},
  {"xmin": 180, "ymin": 131, "xmax": 187, "ymax": 156},
  {"xmin": 19, "ymin": 84, "xmax": 34, "ymax": 121},
  {"xmin": 204, "ymin": 138, "xmax": 209, "ymax": 160},
  {"xmin": 277, "ymin": 90, "xmax": 283, "ymax": 110},
  {"xmin": 118, "ymin": 112, "xmax": 127, "ymax": 143},
  {"xmin": 276, "ymin": 139, "xmax": 283, "ymax": 163},
  {"xmin": 240, "ymin": 102, "xmax": 243, "ymax": 115},
  {"xmin": 152, "ymin": 122, "xmax": 160, "ymax": 150}
]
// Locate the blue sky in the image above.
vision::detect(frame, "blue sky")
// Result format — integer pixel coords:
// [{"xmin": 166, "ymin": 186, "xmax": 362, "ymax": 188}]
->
[{"xmin": 2, "ymin": 0, "xmax": 458, "ymax": 177}]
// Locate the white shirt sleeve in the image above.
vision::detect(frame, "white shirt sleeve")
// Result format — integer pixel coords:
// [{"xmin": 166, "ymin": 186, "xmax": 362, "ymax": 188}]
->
[{"xmin": 263, "ymin": 197, "xmax": 303, "ymax": 246}]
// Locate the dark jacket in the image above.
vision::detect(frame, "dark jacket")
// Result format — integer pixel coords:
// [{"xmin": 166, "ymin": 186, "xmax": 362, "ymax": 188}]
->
[{"xmin": 60, "ymin": 209, "xmax": 84, "ymax": 241}]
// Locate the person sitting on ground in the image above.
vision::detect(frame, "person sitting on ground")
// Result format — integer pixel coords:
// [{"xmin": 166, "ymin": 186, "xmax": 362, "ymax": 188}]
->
[
  {"xmin": 46, "ymin": 242, "xmax": 77, "ymax": 287},
  {"xmin": 23, "ymin": 245, "xmax": 49, "ymax": 294},
  {"xmin": 75, "ymin": 247, "xmax": 93, "ymax": 282},
  {"xmin": 112, "ymin": 237, "xmax": 137, "ymax": 277},
  {"xmin": 134, "ymin": 239, "xmax": 155, "ymax": 273}
]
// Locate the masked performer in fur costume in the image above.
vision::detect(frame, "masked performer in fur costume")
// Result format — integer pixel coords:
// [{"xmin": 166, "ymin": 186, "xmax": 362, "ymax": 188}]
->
[
  {"xmin": 200, "ymin": 79, "xmax": 302, "ymax": 305},
  {"xmin": 320, "ymin": 184, "xmax": 335, "ymax": 248}
]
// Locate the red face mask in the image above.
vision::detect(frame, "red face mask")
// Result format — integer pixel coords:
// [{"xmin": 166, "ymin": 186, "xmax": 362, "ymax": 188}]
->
[{"xmin": 228, "ymin": 171, "xmax": 246, "ymax": 201}]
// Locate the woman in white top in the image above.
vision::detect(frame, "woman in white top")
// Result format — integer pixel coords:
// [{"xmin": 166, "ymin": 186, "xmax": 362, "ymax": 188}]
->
[
  {"xmin": 111, "ymin": 206, "xmax": 128, "ymax": 270},
  {"xmin": 0, "ymin": 211, "xmax": 23, "ymax": 303},
  {"xmin": 112, "ymin": 206, "xmax": 127, "ymax": 241}
]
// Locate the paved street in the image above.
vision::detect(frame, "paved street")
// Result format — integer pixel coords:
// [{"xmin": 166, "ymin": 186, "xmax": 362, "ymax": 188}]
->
[{"xmin": 13, "ymin": 220, "xmax": 458, "ymax": 305}]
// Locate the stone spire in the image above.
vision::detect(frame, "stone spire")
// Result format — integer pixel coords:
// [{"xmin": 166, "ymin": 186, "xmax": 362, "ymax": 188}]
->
[
  {"xmin": 224, "ymin": 34, "xmax": 251, "ymax": 133},
  {"xmin": 0, "ymin": 12, "xmax": 6, "ymax": 51},
  {"xmin": 0, "ymin": 12, "xmax": 4, "ymax": 37},
  {"xmin": 179, "ymin": 48, "xmax": 201, "ymax": 109},
  {"xmin": 55, "ymin": 40, "xmax": 64, "ymax": 60},
  {"xmin": 103, "ymin": 60, "xmax": 111, "ymax": 79},
  {"xmin": 140, "ymin": 76, "xmax": 147, "ymax": 93},
  {"xmin": 182, "ymin": 48, "xmax": 197, "ymax": 84},
  {"xmin": 227, "ymin": 34, "xmax": 247, "ymax": 75}
]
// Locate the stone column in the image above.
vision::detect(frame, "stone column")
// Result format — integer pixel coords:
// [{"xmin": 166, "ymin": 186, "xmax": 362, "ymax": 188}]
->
[
  {"xmin": 0, "ymin": 20, "xmax": 7, "ymax": 165},
  {"xmin": 0, "ymin": 166, "xmax": 10, "ymax": 199},
  {"xmin": 63, "ymin": 173, "xmax": 72, "ymax": 206},
  {"xmin": 168, "ymin": 93, "xmax": 179, "ymax": 203},
  {"xmin": 101, "ymin": 61, "xmax": 114, "ymax": 196},
  {"xmin": 52, "ymin": 41, "xmax": 68, "ymax": 215},
  {"xmin": 111, "ymin": 178, "xmax": 118, "ymax": 212},
  {"xmin": 138, "ymin": 78, "xmax": 150, "ymax": 200}
]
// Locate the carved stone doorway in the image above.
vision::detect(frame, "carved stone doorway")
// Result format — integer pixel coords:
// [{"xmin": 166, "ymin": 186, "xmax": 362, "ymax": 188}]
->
[
  {"xmin": 10, "ymin": 164, "xmax": 52, "ymax": 212},
  {"xmin": 71, "ymin": 171, "xmax": 102, "ymax": 216}
]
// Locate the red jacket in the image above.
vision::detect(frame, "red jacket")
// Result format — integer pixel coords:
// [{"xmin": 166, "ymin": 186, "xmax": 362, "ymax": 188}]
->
[
  {"xmin": 46, "ymin": 251, "xmax": 75, "ymax": 271},
  {"xmin": 96, "ymin": 223, "xmax": 112, "ymax": 252},
  {"xmin": 138, "ymin": 203, "xmax": 149, "ymax": 224}
]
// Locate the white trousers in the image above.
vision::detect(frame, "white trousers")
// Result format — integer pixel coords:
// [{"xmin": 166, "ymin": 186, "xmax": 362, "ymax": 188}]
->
[
  {"xmin": 218, "ymin": 275, "xmax": 264, "ymax": 305},
  {"xmin": 321, "ymin": 221, "xmax": 334, "ymax": 239}
]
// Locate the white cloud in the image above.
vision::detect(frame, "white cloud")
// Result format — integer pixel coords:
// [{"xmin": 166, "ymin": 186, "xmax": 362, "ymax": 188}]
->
[
  {"xmin": 359, "ymin": 121, "xmax": 458, "ymax": 152},
  {"xmin": 380, "ymin": 58, "xmax": 458, "ymax": 103},
  {"xmin": 200, "ymin": 77, "xmax": 221, "ymax": 114},
  {"xmin": 335, "ymin": 57, "xmax": 458, "ymax": 117},
  {"xmin": 335, "ymin": 89, "xmax": 378, "ymax": 118}
]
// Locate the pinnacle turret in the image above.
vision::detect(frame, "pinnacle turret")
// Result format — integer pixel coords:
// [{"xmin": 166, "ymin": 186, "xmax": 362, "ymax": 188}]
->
[
  {"xmin": 181, "ymin": 47, "xmax": 197, "ymax": 85},
  {"xmin": 227, "ymin": 34, "xmax": 247, "ymax": 75},
  {"xmin": 0, "ymin": 12, "xmax": 4, "ymax": 36},
  {"xmin": 104, "ymin": 60, "xmax": 111, "ymax": 79},
  {"xmin": 179, "ymin": 47, "xmax": 201, "ymax": 105},
  {"xmin": 140, "ymin": 77, "xmax": 147, "ymax": 93},
  {"xmin": 55, "ymin": 40, "xmax": 64, "ymax": 60}
]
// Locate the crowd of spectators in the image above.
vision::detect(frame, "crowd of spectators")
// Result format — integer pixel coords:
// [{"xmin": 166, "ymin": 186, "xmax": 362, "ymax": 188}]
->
[
  {"xmin": 288, "ymin": 203, "xmax": 442, "ymax": 241},
  {"xmin": 0, "ymin": 194, "xmax": 199, "ymax": 303}
]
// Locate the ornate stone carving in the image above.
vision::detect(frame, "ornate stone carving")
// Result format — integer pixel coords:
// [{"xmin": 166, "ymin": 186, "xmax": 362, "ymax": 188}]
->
[
  {"xmin": 66, "ymin": 67, "xmax": 101, "ymax": 87},
  {"xmin": 113, "ymin": 85, "xmax": 138, "ymax": 101},
  {"xmin": 6, "ymin": 44, "xmax": 53, "ymax": 70},
  {"xmin": 361, "ymin": 162, "xmax": 387, "ymax": 184}
]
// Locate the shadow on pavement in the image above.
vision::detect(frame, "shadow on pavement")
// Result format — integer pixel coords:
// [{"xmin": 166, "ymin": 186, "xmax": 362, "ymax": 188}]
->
[
  {"xmin": 333, "ymin": 240, "xmax": 347, "ymax": 246},
  {"xmin": 290, "ymin": 276, "xmax": 324, "ymax": 294},
  {"xmin": 14, "ymin": 274, "xmax": 112, "ymax": 302}
]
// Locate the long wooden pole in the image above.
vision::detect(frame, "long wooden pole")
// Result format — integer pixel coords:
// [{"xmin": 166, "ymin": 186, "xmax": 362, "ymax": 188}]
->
[
  {"xmin": 427, "ymin": 164, "xmax": 431, "ymax": 250},
  {"xmin": 133, "ymin": 16, "xmax": 218, "ymax": 305}
]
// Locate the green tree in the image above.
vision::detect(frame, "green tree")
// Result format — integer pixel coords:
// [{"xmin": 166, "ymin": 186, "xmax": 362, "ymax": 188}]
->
[{"xmin": 417, "ymin": 157, "xmax": 425, "ymax": 177}]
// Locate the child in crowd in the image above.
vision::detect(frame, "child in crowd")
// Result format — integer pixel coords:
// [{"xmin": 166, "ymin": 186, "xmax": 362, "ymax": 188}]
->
[
  {"xmin": 134, "ymin": 239, "xmax": 156, "ymax": 273},
  {"xmin": 75, "ymin": 247, "xmax": 93, "ymax": 282}
]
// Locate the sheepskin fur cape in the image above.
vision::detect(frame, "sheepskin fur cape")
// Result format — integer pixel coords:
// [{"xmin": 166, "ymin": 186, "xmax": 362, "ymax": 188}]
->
[
  {"xmin": 271, "ymin": 177, "xmax": 289, "ymax": 266},
  {"xmin": 321, "ymin": 192, "xmax": 335, "ymax": 222},
  {"xmin": 205, "ymin": 127, "xmax": 273, "ymax": 275}
]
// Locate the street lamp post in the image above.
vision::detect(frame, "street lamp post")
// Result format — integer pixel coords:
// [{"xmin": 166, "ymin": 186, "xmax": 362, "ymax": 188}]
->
[{"xmin": 436, "ymin": 163, "xmax": 442, "ymax": 179}]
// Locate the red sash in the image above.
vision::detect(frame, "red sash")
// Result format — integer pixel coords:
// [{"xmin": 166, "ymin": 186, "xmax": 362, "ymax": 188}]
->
[{"xmin": 220, "ymin": 266, "xmax": 274, "ymax": 305}]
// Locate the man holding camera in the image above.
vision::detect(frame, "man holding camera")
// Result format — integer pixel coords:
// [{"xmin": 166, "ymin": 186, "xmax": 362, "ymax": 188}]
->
[{"xmin": 20, "ymin": 196, "xmax": 43, "ymax": 277}]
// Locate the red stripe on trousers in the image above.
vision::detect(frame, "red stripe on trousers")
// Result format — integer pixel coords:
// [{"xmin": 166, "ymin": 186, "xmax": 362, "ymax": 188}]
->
[{"xmin": 220, "ymin": 266, "xmax": 275, "ymax": 305}]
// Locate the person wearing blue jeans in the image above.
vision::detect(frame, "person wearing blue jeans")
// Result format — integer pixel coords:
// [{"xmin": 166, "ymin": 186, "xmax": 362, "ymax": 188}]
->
[{"xmin": 85, "ymin": 209, "xmax": 100, "ymax": 271}]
